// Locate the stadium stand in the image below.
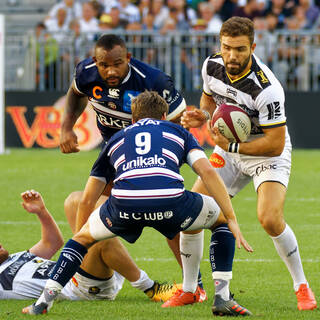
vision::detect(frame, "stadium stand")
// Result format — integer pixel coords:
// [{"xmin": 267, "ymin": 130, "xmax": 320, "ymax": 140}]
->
[{"xmin": 1, "ymin": 0, "xmax": 320, "ymax": 91}]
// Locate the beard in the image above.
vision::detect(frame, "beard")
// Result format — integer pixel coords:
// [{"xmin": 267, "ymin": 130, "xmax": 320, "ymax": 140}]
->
[{"xmin": 225, "ymin": 54, "xmax": 251, "ymax": 76}]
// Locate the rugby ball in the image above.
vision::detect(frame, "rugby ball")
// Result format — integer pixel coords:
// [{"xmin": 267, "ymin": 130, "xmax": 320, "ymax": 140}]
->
[{"xmin": 211, "ymin": 104, "xmax": 251, "ymax": 142}]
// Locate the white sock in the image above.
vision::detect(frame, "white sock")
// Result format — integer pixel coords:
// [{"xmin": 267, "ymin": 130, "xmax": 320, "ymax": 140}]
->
[
  {"xmin": 271, "ymin": 224, "xmax": 307, "ymax": 291},
  {"xmin": 35, "ymin": 279, "xmax": 62, "ymax": 306},
  {"xmin": 130, "ymin": 269, "xmax": 154, "ymax": 292},
  {"xmin": 180, "ymin": 231, "xmax": 204, "ymax": 293}
]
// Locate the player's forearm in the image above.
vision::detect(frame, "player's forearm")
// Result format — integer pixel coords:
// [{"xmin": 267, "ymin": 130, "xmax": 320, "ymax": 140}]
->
[
  {"xmin": 61, "ymin": 87, "xmax": 88, "ymax": 131},
  {"xmin": 238, "ymin": 129, "xmax": 285, "ymax": 157},
  {"xmin": 37, "ymin": 208, "xmax": 64, "ymax": 250},
  {"xmin": 199, "ymin": 93, "xmax": 216, "ymax": 117}
]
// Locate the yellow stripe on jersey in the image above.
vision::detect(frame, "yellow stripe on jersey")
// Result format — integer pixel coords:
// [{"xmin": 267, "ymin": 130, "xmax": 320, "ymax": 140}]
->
[
  {"xmin": 260, "ymin": 121, "xmax": 286, "ymax": 128},
  {"xmin": 226, "ymin": 69, "xmax": 252, "ymax": 83},
  {"xmin": 203, "ymin": 90, "xmax": 212, "ymax": 96}
]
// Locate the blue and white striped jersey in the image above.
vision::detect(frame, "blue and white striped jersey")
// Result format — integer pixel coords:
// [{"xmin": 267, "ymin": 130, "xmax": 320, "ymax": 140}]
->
[
  {"xmin": 74, "ymin": 58, "xmax": 186, "ymax": 141},
  {"xmin": 91, "ymin": 118, "xmax": 202, "ymax": 200},
  {"xmin": 90, "ymin": 118, "xmax": 205, "ymax": 242}
]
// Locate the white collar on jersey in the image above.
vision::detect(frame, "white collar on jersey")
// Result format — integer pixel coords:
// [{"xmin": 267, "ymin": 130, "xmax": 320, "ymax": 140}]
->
[{"xmin": 121, "ymin": 64, "xmax": 132, "ymax": 84}]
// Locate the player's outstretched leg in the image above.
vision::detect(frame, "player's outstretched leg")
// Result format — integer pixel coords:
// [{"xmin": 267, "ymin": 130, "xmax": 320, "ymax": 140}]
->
[
  {"xmin": 212, "ymin": 293, "xmax": 252, "ymax": 316},
  {"xmin": 162, "ymin": 232, "xmax": 204, "ymax": 308},
  {"xmin": 271, "ymin": 224, "xmax": 317, "ymax": 310},
  {"xmin": 22, "ymin": 239, "xmax": 88, "ymax": 315}
]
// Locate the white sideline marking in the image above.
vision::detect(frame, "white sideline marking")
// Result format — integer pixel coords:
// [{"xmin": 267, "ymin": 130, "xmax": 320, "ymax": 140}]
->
[
  {"xmin": 135, "ymin": 257, "xmax": 320, "ymax": 263},
  {"xmin": 243, "ymin": 197, "xmax": 320, "ymax": 202},
  {"xmin": 0, "ymin": 221, "xmax": 69, "ymax": 225}
]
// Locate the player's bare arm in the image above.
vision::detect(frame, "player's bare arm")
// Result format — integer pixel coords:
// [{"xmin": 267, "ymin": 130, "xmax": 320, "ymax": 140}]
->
[
  {"xmin": 21, "ymin": 190, "xmax": 64, "ymax": 259},
  {"xmin": 211, "ymin": 125, "xmax": 286, "ymax": 157},
  {"xmin": 75, "ymin": 176, "xmax": 106, "ymax": 232},
  {"xmin": 181, "ymin": 93, "xmax": 216, "ymax": 129},
  {"xmin": 191, "ymin": 156, "xmax": 252, "ymax": 252},
  {"xmin": 59, "ymin": 81, "xmax": 88, "ymax": 154}
]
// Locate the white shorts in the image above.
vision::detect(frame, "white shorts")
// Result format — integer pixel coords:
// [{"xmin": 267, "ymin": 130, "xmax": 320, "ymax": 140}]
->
[
  {"xmin": 209, "ymin": 145, "xmax": 291, "ymax": 196},
  {"xmin": 185, "ymin": 194, "xmax": 221, "ymax": 231},
  {"xmin": 60, "ymin": 271, "xmax": 124, "ymax": 301}
]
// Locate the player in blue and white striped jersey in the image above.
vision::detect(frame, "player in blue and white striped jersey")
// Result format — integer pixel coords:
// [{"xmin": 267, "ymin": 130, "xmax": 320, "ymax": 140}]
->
[
  {"xmin": 60, "ymin": 34, "xmax": 186, "ymax": 151},
  {"xmin": 23, "ymin": 91, "xmax": 252, "ymax": 316},
  {"xmin": 60, "ymin": 34, "xmax": 193, "ymax": 293}
]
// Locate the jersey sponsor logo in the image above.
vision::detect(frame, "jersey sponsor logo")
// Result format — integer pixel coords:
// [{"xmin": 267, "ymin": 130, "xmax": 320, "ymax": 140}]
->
[
  {"xmin": 126, "ymin": 119, "xmax": 160, "ymax": 131},
  {"xmin": 255, "ymin": 164, "xmax": 277, "ymax": 176},
  {"xmin": 122, "ymin": 155, "xmax": 166, "ymax": 171},
  {"xmin": 32, "ymin": 261, "xmax": 56, "ymax": 279},
  {"xmin": 108, "ymin": 88, "xmax": 120, "ymax": 99},
  {"xmin": 256, "ymin": 70, "xmax": 269, "ymax": 84},
  {"xmin": 226, "ymin": 87, "xmax": 237, "ymax": 97},
  {"xmin": 108, "ymin": 102, "xmax": 117, "ymax": 110},
  {"xmin": 267, "ymin": 102, "xmax": 281, "ymax": 120},
  {"xmin": 123, "ymin": 90, "xmax": 140, "ymax": 113},
  {"xmin": 180, "ymin": 216, "xmax": 192, "ymax": 229},
  {"xmin": 106, "ymin": 217, "xmax": 113, "ymax": 227},
  {"xmin": 97, "ymin": 113, "xmax": 131, "ymax": 129},
  {"xmin": 93, "ymin": 86, "xmax": 103, "ymax": 99},
  {"xmin": 162, "ymin": 89, "xmax": 172, "ymax": 103},
  {"xmin": 119, "ymin": 211, "xmax": 173, "ymax": 221},
  {"xmin": 0, "ymin": 252, "xmax": 34, "ymax": 290},
  {"xmin": 89, "ymin": 286, "xmax": 101, "ymax": 294},
  {"xmin": 164, "ymin": 211, "xmax": 173, "ymax": 219},
  {"xmin": 209, "ymin": 153, "xmax": 225, "ymax": 168}
]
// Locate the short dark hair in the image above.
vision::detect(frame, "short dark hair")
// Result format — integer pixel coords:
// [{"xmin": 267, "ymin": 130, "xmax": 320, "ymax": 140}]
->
[
  {"xmin": 131, "ymin": 91, "xmax": 169, "ymax": 122},
  {"xmin": 220, "ymin": 17, "xmax": 255, "ymax": 45},
  {"xmin": 95, "ymin": 34, "xmax": 126, "ymax": 51}
]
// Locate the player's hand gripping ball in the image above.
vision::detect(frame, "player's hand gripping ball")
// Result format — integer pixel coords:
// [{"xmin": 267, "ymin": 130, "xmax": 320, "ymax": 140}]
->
[{"xmin": 211, "ymin": 104, "xmax": 251, "ymax": 142}]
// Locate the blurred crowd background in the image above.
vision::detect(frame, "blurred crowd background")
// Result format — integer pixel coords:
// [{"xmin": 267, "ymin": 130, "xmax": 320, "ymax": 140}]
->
[{"xmin": 2, "ymin": 0, "xmax": 320, "ymax": 91}]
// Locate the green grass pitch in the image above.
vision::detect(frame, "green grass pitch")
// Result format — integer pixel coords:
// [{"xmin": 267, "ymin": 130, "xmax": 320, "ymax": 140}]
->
[{"xmin": 0, "ymin": 148, "xmax": 319, "ymax": 319}]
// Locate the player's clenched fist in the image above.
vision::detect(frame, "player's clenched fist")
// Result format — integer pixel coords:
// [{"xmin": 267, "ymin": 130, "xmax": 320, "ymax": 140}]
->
[{"xmin": 59, "ymin": 129, "xmax": 80, "ymax": 153}]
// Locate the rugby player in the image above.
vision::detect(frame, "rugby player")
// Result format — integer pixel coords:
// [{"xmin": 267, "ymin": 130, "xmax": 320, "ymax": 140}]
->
[
  {"xmin": 59, "ymin": 34, "xmax": 206, "ymax": 297},
  {"xmin": 0, "ymin": 190, "xmax": 178, "ymax": 302},
  {"xmin": 22, "ymin": 91, "xmax": 253, "ymax": 316},
  {"xmin": 181, "ymin": 16, "xmax": 317, "ymax": 312}
]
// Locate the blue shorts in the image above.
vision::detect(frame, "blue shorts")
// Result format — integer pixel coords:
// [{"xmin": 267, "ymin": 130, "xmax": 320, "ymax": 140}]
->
[{"xmin": 98, "ymin": 190, "xmax": 203, "ymax": 243}]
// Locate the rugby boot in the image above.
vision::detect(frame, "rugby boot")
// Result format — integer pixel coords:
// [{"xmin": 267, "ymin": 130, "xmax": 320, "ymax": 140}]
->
[
  {"xmin": 212, "ymin": 293, "xmax": 252, "ymax": 316},
  {"xmin": 295, "ymin": 284, "xmax": 317, "ymax": 310},
  {"xmin": 22, "ymin": 302, "xmax": 51, "ymax": 315},
  {"xmin": 22, "ymin": 287, "xmax": 59, "ymax": 315},
  {"xmin": 198, "ymin": 286, "xmax": 208, "ymax": 302},
  {"xmin": 145, "ymin": 281, "xmax": 182, "ymax": 302},
  {"xmin": 161, "ymin": 288, "xmax": 201, "ymax": 307}
]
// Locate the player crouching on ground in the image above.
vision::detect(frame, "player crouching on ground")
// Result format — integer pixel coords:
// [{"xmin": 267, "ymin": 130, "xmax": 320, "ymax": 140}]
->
[
  {"xmin": 0, "ymin": 190, "xmax": 179, "ymax": 302},
  {"xmin": 22, "ymin": 91, "xmax": 253, "ymax": 316}
]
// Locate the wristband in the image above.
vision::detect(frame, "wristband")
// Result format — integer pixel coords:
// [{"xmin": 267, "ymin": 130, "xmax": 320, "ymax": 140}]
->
[
  {"xmin": 202, "ymin": 110, "xmax": 211, "ymax": 121},
  {"xmin": 228, "ymin": 142, "xmax": 239, "ymax": 153}
]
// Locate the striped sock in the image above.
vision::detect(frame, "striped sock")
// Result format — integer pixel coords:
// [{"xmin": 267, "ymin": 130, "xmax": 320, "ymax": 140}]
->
[{"xmin": 49, "ymin": 239, "xmax": 88, "ymax": 287}]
